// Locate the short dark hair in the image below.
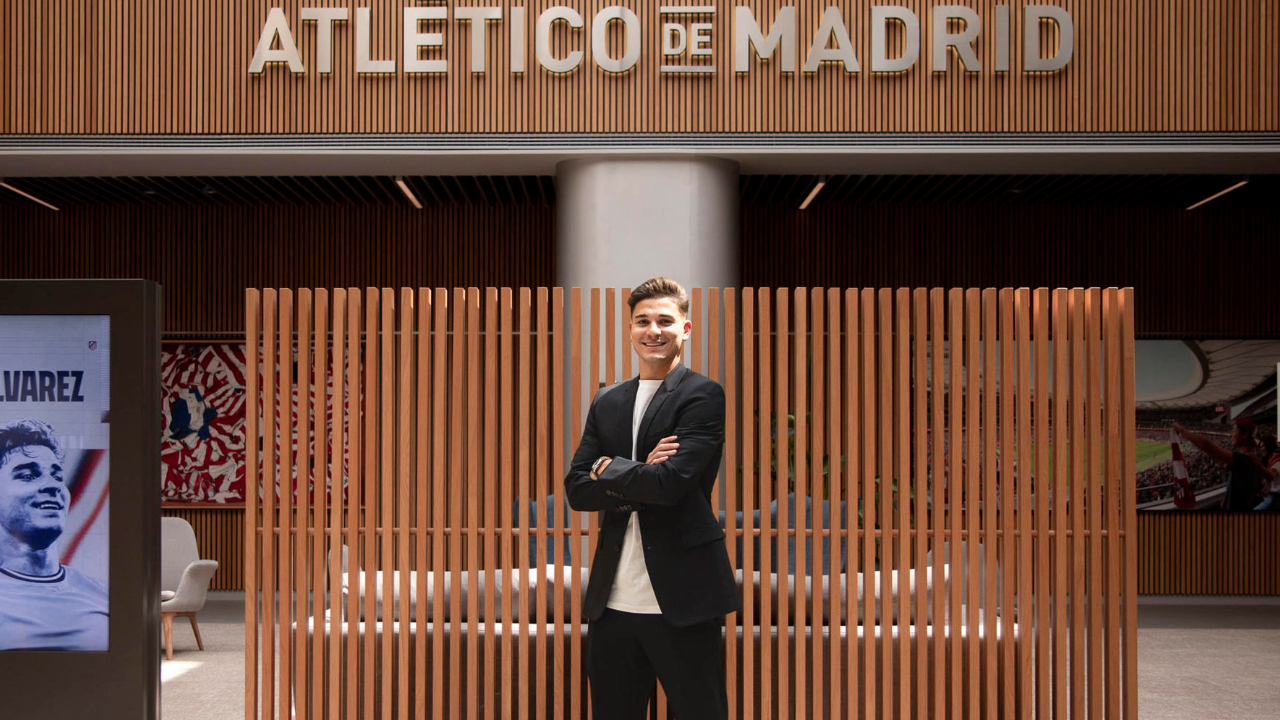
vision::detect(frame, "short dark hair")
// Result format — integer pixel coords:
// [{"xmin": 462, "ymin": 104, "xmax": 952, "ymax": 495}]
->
[
  {"xmin": 0, "ymin": 418, "xmax": 61, "ymax": 468},
  {"xmin": 628, "ymin": 277, "xmax": 689, "ymax": 317}
]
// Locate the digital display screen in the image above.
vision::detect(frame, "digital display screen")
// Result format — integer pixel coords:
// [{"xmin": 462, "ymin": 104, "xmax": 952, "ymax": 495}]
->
[{"xmin": 0, "ymin": 316, "xmax": 110, "ymax": 651}]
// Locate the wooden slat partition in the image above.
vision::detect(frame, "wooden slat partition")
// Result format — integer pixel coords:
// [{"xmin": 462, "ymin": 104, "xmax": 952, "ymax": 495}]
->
[{"xmin": 246, "ymin": 287, "xmax": 1137, "ymax": 720}]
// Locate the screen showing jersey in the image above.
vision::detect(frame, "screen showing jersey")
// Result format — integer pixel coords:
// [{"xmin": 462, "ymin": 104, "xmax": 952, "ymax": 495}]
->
[{"xmin": 0, "ymin": 315, "xmax": 110, "ymax": 651}]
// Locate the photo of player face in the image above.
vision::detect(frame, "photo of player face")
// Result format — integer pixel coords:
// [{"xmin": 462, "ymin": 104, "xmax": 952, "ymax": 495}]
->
[
  {"xmin": 0, "ymin": 444, "xmax": 68, "ymax": 553},
  {"xmin": 0, "ymin": 315, "xmax": 112, "ymax": 653}
]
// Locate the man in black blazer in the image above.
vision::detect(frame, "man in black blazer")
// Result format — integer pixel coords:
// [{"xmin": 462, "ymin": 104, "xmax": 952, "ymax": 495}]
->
[{"xmin": 566, "ymin": 277, "xmax": 739, "ymax": 720}]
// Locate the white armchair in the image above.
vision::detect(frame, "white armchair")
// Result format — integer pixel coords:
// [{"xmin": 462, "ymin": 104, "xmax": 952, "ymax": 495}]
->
[{"xmin": 160, "ymin": 517, "xmax": 219, "ymax": 660}]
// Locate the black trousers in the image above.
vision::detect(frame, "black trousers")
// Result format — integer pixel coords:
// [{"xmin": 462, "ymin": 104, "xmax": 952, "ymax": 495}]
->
[{"xmin": 587, "ymin": 609, "xmax": 728, "ymax": 720}]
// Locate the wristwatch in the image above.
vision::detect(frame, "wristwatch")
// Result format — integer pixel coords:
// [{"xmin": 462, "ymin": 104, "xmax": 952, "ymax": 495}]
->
[{"xmin": 590, "ymin": 456, "xmax": 609, "ymax": 476}]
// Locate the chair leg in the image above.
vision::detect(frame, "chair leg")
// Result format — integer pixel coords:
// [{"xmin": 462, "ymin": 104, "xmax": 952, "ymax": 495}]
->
[
  {"xmin": 162, "ymin": 613, "xmax": 174, "ymax": 661},
  {"xmin": 187, "ymin": 614, "xmax": 205, "ymax": 651}
]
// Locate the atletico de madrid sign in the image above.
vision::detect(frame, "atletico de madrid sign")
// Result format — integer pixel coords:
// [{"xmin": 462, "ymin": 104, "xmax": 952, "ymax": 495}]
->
[{"xmin": 250, "ymin": 3, "xmax": 1074, "ymax": 78}]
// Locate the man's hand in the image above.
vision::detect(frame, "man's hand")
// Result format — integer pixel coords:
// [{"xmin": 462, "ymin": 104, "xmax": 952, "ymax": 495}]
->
[{"xmin": 646, "ymin": 436, "xmax": 679, "ymax": 465}]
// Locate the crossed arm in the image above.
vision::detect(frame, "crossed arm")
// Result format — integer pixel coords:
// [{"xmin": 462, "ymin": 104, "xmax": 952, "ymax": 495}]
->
[{"xmin": 565, "ymin": 385, "xmax": 726, "ymax": 510}]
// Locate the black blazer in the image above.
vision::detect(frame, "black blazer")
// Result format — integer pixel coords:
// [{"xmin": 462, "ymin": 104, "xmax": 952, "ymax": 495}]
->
[{"xmin": 565, "ymin": 363, "xmax": 740, "ymax": 628}]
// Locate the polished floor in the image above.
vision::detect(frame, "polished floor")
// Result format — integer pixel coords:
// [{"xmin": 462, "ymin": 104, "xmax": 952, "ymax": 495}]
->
[{"xmin": 162, "ymin": 593, "xmax": 1280, "ymax": 719}]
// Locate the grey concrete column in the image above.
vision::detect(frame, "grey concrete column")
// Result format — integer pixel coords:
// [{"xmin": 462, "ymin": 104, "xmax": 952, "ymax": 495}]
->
[{"xmin": 555, "ymin": 157, "xmax": 740, "ymax": 290}]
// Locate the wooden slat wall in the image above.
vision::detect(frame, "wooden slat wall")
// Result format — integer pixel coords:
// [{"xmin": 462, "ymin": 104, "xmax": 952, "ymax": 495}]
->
[
  {"xmin": 742, "ymin": 202, "xmax": 1280, "ymax": 338},
  {"xmin": 246, "ymin": 286, "xmax": 1138, "ymax": 720},
  {"xmin": 1139, "ymin": 513, "xmax": 1280, "ymax": 595},
  {"xmin": 6, "ymin": 201, "xmax": 1279, "ymax": 337},
  {"xmin": 3, "ymin": 1, "xmax": 1277, "ymax": 134},
  {"xmin": 1, "ymin": 205, "xmax": 554, "ymax": 336}
]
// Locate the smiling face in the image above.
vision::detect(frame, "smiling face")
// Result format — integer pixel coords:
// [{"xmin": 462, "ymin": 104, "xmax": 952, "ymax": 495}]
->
[
  {"xmin": 630, "ymin": 296, "xmax": 692, "ymax": 379},
  {"xmin": 0, "ymin": 445, "xmax": 68, "ymax": 551}
]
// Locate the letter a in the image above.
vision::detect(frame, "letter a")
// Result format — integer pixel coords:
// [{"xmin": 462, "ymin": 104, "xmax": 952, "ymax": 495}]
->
[{"xmin": 249, "ymin": 8, "xmax": 305, "ymax": 74}]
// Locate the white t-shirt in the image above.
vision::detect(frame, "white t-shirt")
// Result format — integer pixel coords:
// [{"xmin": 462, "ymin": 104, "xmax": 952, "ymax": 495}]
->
[
  {"xmin": 0, "ymin": 565, "xmax": 109, "ymax": 651},
  {"xmin": 606, "ymin": 379, "xmax": 664, "ymax": 614},
  {"xmin": 1269, "ymin": 457, "xmax": 1280, "ymax": 494}
]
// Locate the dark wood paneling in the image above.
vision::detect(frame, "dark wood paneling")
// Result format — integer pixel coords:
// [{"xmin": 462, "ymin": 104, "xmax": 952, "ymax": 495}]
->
[
  {"xmin": 2, "ymin": 1, "xmax": 1277, "ymax": 134},
  {"xmin": 1, "ymin": 204, "xmax": 554, "ymax": 336},
  {"xmin": 742, "ymin": 202, "xmax": 1280, "ymax": 338},
  {"xmin": 1139, "ymin": 513, "xmax": 1280, "ymax": 595}
]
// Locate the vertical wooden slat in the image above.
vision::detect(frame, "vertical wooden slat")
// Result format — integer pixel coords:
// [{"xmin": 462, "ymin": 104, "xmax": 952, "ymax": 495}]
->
[
  {"xmin": 846, "ymin": 288, "xmax": 860, "ymax": 720},
  {"xmin": 691, "ymin": 286, "xmax": 703, "ymax": 375},
  {"xmin": 398, "ymin": 288, "xmax": 415, "ymax": 720},
  {"xmin": 1034, "ymin": 289, "xmax": 1052, "ymax": 720},
  {"xmin": 484, "ymin": 288, "xmax": 500, "ymax": 720},
  {"xmin": 449, "ymin": 288, "xmax": 466, "ymax": 720},
  {"xmin": 362, "ymin": 288, "xmax": 378, "ymax": 720},
  {"xmin": 499, "ymin": 288, "xmax": 515, "ymax": 720},
  {"xmin": 516, "ymin": 288, "xmax": 532, "ymax": 720},
  {"xmin": 894, "ymin": 288, "xmax": 911, "ymax": 720},
  {"xmin": 912, "ymin": 289, "xmax": 927, "ymax": 720},
  {"xmin": 1051, "ymin": 289, "xmax": 1070, "ymax": 720},
  {"xmin": 792, "ymin": 287, "xmax": 807, "ymax": 720},
  {"xmin": 568, "ymin": 287, "xmax": 583, "ymax": 720},
  {"xmin": 980, "ymin": 288, "xmax": 998, "ymax": 720},
  {"xmin": 742, "ymin": 288, "xmax": 757, "ymax": 720},
  {"xmin": 775, "ymin": 287, "xmax": 791, "ymax": 720},
  {"xmin": 862, "ymin": 288, "xmax": 878, "ymax": 720},
  {"xmin": 415, "ymin": 289, "xmax": 432, "ymax": 720},
  {"xmin": 964, "ymin": 289, "xmax": 981, "ymax": 720},
  {"xmin": 758, "ymin": 287, "xmax": 774, "ymax": 720},
  {"xmin": 381, "ymin": 289, "xmax": 395, "ymax": 720},
  {"xmin": 260, "ymin": 287, "xmax": 277, "ymax": 720},
  {"xmin": 245, "ymin": 289, "xmax": 260, "ymax": 720},
  {"xmin": 1069, "ymin": 289, "xmax": 1086, "ymax": 720},
  {"xmin": 587, "ymin": 288, "xmax": 601, "ymax": 563},
  {"xmin": 878, "ymin": 288, "xmax": 894, "ymax": 720},
  {"xmin": 1000, "ymin": 288, "xmax": 1017, "ymax": 720},
  {"xmin": 279, "ymin": 288, "xmax": 294, "ymax": 720},
  {"xmin": 723, "ymin": 289, "xmax": 740, "ymax": 720},
  {"xmin": 295, "ymin": 288, "xmax": 312, "ymax": 720},
  {"xmin": 551, "ymin": 287, "xmax": 567, "ymax": 720},
  {"xmin": 604, "ymin": 288, "xmax": 616, "ymax": 388},
  {"xmin": 466, "ymin": 289, "xmax": 482, "ymax": 720},
  {"xmin": 329, "ymin": 289, "xmax": 346, "ymax": 720},
  {"xmin": 1085, "ymin": 288, "xmax": 1103, "ymax": 720},
  {"xmin": 534, "ymin": 288, "xmax": 549, "ymax": 720},
  {"xmin": 621, "ymin": 287, "xmax": 633, "ymax": 382},
  {"xmin": 809, "ymin": 287, "xmax": 825, "ymax": 720},
  {"xmin": 313, "ymin": 289, "xmax": 328, "ymax": 720},
  {"xmin": 929, "ymin": 289, "xmax": 945, "ymax": 720},
  {"xmin": 1120, "ymin": 288, "xmax": 1137, "ymax": 720},
  {"xmin": 1015, "ymin": 288, "xmax": 1033, "ymax": 720},
  {"xmin": 947, "ymin": 288, "xmax": 963, "ymax": 720},
  {"xmin": 432, "ymin": 288, "xmax": 448, "ymax": 720},
  {"xmin": 346, "ymin": 289, "xmax": 362, "ymax": 720},
  {"xmin": 1103, "ymin": 289, "xmax": 1122, "ymax": 720},
  {"xmin": 826, "ymin": 288, "xmax": 842, "ymax": 720}
]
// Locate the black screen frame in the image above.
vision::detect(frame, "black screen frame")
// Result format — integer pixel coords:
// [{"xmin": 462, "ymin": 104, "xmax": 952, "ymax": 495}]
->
[{"xmin": 0, "ymin": 280, "xmax": 161, "ymax": 719}]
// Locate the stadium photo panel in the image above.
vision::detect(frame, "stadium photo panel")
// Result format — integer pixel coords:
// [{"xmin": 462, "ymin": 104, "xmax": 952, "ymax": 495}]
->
[{"xmin": 1134, "ymin": 340, "xmax": 1280, "ymax": 512}]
